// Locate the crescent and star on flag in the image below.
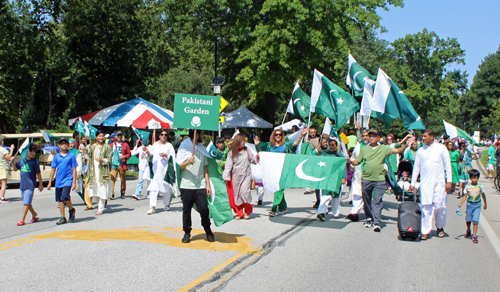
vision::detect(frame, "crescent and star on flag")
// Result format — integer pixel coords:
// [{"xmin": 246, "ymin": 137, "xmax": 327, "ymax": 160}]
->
[{"xmin": 295, "ymin": 159, "xmax": 327, "ymax": 182}]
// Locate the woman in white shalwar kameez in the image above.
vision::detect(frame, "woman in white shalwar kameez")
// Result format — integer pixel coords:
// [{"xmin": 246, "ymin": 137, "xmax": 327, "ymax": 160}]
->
[
  {"xmin": 85, "ymin": 131, "xmax": 113, "ymax": 215},
  {"xmin": 145, "ymin": 130, "xmax": 176, "ymax": 215},
  {"xmin": 410, "ymin": 129, "xmax": 452, "ymax": 240}
]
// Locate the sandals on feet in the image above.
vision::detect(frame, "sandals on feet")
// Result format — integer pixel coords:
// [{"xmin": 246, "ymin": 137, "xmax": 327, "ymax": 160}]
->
[
  {"xmin": 30, "ymin": 217, "xmax": 40, "ymax": 223},
  {"xmin": 17, "ymin": 221, "xmax": 26, "ymax": 226}
]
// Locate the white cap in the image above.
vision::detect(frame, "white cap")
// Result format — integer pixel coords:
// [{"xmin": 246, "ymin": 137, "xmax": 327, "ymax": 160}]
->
[{"xmin": 105, "ymin": 134, "xmax": 110, "ymax": 138}]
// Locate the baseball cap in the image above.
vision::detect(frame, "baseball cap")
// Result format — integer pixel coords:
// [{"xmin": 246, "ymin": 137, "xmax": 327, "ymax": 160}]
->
[
  {"xmin": 116, "ymin": 131, "xmax": 123, "ymax": 136},
  {"xmin": 105, "ymin": 134, "xmax": 110, "ymax": 138},
  {"xmin": 110, "ymin": 133, "xmax": 116, "ymax": 138},
  {"xmin": 368, "ymin": 129, "xmax": 380, "ymax": 136},
  {"xmin": 58, "ymin": 138, "xmax": 69, "ymax": 144}
]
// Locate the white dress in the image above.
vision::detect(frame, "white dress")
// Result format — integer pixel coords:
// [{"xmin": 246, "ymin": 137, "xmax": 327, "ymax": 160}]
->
[
  {"xmin": 88, "ymin": 145, "xmax": 112, "ymax": 200},
  {"xmin": 74, "ymin": 152, "xmax": 83, "ymax": 194},
  {"xmin": 147, "ymin": 141, "xmax": 175, "ymax": 194}
]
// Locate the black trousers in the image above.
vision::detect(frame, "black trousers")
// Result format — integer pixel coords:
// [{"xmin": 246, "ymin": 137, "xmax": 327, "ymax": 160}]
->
[
  {"xmin": 181, "ymin": 188, "xmax": 211, "ymax": 234},
  {"xmin": 315, "ymin": 189, "xmax": 320, "ymax": 204}
]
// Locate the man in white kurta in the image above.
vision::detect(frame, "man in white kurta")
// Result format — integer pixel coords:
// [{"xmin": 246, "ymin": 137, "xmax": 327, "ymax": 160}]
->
[
  {"xmin": 410, "ymin": 129, "xmax": 452, "ymax": 240},
  {"xmin": 347, "ymin": 129, "xmax": 369, "ymax": 221},
  {"xmin": 145, "ymin": 130, "xmax": 176, "ymax": 215}
]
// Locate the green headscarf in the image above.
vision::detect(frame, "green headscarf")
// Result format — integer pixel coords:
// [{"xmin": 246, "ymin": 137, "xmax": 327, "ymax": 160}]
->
[{"xmin": 68, "ymin": 139, "xmax": 79, "ymax": 156}]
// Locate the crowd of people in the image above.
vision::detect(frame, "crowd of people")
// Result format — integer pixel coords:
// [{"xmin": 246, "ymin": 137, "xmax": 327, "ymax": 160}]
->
[{"xmin": 0, "ymin": 125, "xmax": 495, "ymax": 243}]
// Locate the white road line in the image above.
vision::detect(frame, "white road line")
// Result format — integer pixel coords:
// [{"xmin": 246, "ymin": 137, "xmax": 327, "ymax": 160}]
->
[{"xmin": 480, "ymin": 214, "xmax": 500, "ymax": 260}]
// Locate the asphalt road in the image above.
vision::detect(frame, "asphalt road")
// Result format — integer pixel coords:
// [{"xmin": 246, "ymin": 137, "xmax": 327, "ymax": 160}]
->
[{"xmin": 1, "ymin": 171, "xmax": 500, "ymax": 291}]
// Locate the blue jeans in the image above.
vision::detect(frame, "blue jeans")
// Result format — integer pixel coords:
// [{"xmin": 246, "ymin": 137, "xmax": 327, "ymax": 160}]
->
[{"xmin": 134, "ymin": 170, "xmax": 149, "ymax": 198}]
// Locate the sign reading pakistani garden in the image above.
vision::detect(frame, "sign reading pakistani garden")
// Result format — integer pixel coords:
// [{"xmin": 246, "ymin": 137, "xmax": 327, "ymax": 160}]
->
[{"xmin": 173, "ymin": 93, "xmax": 221, "ymax": 131}]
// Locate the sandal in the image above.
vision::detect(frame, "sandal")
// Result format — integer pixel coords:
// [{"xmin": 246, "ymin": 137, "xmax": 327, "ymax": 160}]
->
[
  {"xmin": 17, "ymin": 221, "xmax": 26, "ymax": 226},
  {"xmin": 30, "ymin": 217, "xmax": 40, "ymax": 223},
  {"xmin": 84, "ymin": 207, "xmax": 94, "ymax": 211},
  {"xmin": 244, "ymin": 214, "xmax": 251, "ymax": 220},
  {"xmin": 437, "ymin": 228, "xmax": 445, "ymax": 238},
  {"xmin": 235, "ymin": 216, "xmax": 242, "ymax": 220},
  {"xmin": 95, "ymin": 211, "xmax": 103, "ymax": 215}
]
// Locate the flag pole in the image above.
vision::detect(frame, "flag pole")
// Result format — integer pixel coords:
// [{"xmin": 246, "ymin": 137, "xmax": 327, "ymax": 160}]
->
[
  {"xmin": 192, "ymin": 129, "xmax": 197, "ymax": 155},
  {"xmin": 281, "ymin": 112, "xmax": 287, "ymax": 126}
]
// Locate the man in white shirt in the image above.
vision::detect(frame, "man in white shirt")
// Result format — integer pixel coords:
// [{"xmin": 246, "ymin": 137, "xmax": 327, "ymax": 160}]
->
[{"xmin": 410, "ymin": 129, "xmax": 452, "ymax": 240}]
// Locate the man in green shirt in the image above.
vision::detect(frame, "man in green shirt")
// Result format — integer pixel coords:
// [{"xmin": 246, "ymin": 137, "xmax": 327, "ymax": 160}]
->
[{"xmin": 349, "ymin": 129, "xmax": 414, "ymax": 232}]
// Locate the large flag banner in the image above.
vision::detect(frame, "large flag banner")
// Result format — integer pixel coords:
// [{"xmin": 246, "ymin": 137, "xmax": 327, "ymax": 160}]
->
[
  {"xmin": 443, "ymin": 120, "xmax": 481, "ymax": 146},
  {"xmin": 372, "ymin": 69, "xmax": 425, "ymax": 130},
  {"xmin": 259, "ymin": 152, "xmax": 346, "ymax": 194},
  {"xmin": 346, "ymin": 53, "xmax": 376, "ymax": 97},
  {"xmin": 311, "ymin": 69, "xmax": 359, "ymax": 129},
  {"xmin": 18, "ymin": 137, "xmax": 30, "ymax": 161},
  {"xmin": 286, "ymin": 81, "xmax": 311, "ymax": 123},
  {"xmin": 177, "ymin": 139, "xmax": 233, "ymax": 227},
  {"xmin": 132, "ymin": 126, "xmax": 150, "ymax": 145},
  {"xmin": 41, "ymin": 130, "xmax": 60, "ymax": 143}
]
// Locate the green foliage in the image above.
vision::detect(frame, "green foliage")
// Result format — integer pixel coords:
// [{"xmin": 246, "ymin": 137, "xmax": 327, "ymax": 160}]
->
[
  {"xmin": 466, "ymin": 46, "xmax": 500, "ymax": 136},
  {"xmin": 388, "ymin": 29, "xmax": 468, "ymax": 126}
]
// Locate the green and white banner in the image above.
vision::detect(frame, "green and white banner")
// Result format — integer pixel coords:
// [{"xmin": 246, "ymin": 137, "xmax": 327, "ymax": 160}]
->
[
  {"xmin": 259, "ymin": 152, "xmax": 346, "ymax": 193},
  {"xmin": 443, "ymin": 120, "xmax": 481, "ymax": 146},
  {"xmin": 41, "ymin": 130, "xmax": 60, "ymax": 143},
  {"xmin": 346, "ymin": 53, "xmax": 375, "ymax": 97},
  {"xmin": 286, "ymin": 81, "xmax": 311, "ymax": 123},
  {"xmin": 173, "ymin": 93, "xmax": 221, "ymax": 131}
]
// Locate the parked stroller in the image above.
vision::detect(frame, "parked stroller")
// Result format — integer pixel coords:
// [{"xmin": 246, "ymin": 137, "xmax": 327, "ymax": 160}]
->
[{"xmin": 395, "ymin": 160, "xmax": 420, "ymax": 202}]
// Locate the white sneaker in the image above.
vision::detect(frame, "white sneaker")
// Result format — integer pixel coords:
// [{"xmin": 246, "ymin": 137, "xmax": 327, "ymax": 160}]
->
[
  {"xmin": 147, "ymin": 208, "xmax": 156, "ymax": 215},
  {"xmin": 163, "ymin": 205, "xmax": 171, "ymax": 211}
]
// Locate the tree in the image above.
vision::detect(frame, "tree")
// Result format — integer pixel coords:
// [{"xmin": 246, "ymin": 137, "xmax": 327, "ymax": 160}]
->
[
  {"xmin": 388, "ymin": 29, "xmax": 467, "ymax": 126},
  {"xmin": 466, "ymin": 46, "xmax": 500, "ymax": 136}
]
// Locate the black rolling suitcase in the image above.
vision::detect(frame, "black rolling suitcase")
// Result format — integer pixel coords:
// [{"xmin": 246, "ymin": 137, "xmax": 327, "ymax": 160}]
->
[{"xmin": 397, "ymin": 191, "xmax": 421, "ymax": 240}]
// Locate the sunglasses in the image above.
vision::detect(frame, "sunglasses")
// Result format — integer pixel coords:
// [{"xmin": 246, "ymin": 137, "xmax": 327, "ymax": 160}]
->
[
  {"xmin": 274, "ymin": 133, "xmax": 282, "ymax": 136},
  {"xmin": 160, "ymin": 133, "xmax": 167, "ymax": 136}
]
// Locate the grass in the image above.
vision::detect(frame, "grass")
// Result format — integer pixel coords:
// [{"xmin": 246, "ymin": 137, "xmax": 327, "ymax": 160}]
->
[
  {"xmin": 480, "ymin": 150, "xmax": 488, "ymax": 169},
  {"xmin": 126, "ymin": 171, "xmax": 139, "ymax": 178}
]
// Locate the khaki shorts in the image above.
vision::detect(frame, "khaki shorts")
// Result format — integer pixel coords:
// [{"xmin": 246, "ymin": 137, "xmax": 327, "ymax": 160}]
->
[{"xmin": 0, "ymin": 168, "xmax": 10, "ymax": 180}]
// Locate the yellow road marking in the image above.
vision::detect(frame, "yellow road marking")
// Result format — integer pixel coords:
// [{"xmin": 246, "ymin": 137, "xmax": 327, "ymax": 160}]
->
[
  {"xmin": 0, "ymin": 227, "xmax": 257, "ymax": 254},
  {"xmin": 178, "ymin": 252, "xmax": 245, "ymax": 292}
]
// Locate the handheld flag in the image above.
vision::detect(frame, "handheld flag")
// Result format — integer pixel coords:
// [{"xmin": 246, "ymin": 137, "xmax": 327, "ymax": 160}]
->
[
  {"xmin": 41, "ymin": 130, "xmax": 60, "ymax": 143},
  {"xmin": 443, "ymin": 120, "xmax": 481, "ymax": 146},
  {"xmin": 206, "ymin": 141, "xmax": 223, "ymax": 160},
  {"xmin": 286, "ymin": 81, "xmax": 311, "ymax": 123},
  {"xmin": 371, "ymin": 69, "xmax": 425, "ymax": 130},
  {"xmin": 84, "ymin": 121, "xmax": 98, "ymax": 139},
  {"xmin": 310, "ymin": 69, "xmax": 359, "ymax": 129},
  {"xmin": 18, "ymin": 137, "xmax": 30, "ymax": 161},
  {"xmin": 111, "ymin": 147, "xmax": 121, "ymax": 169},
  {"xmin": 132, "ymin": 126, "xmax": 150, "ymax": 146},
  {"xmin": 346, "ymin": 53, "xmax": 376, "ymax": 97},
  {"xmin": 74, "ymin": 118, "xmax": 87, "ymax": 136}
]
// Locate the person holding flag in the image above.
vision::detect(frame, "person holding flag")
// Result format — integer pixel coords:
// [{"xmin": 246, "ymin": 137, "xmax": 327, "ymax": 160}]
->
[
  {"xmin": 316, "ymin": 138, "xmax": 347, "ymax": 221},
  {"xmin": 177, "ymin": 129, "xmax": 214, "ymax": 243},
  {"xmin": 254, "ymin": 127, "xmax": 306, "ymax": 217},
  {"xmin": 131, "ymin": 138, "xmax": 151, "ymax": 201},
  {"xmin": 109, "ymin": 131, "xmax": 131, "ymax": 199},
  {"xmin": 346, "ymin": 129, "xmax": 369, "ymax": 222},
  {"xmin": 143, "ymin": 129, "xmax": 176, "ymax": 215},
  {"xmin": 0, "ymin": 136, "xmax": 15, "ymax": 203},
  {"xmin": 85, "ymin": 130, "xmax": 113, "ymax": 215},
  {"xmin": 349, "ymin": 129, "xmax": 414, "ymax": 232},
  {"xmin": 223, "ymin": 134, "xmax": 258, "ymax": 220}
]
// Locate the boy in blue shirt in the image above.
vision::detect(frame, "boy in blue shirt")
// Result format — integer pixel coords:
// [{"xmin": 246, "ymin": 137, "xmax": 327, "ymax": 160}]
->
[
  {"xmin": 48, "ymin": 138, "xmax": 78, "ymax": 225},
  {"xmin": 11, "ymin": 144, "xmax": 43, "ymax": 226},
  {"xmin": 458, "ymin": 169, "xmax": 487, "ymax": 244}
]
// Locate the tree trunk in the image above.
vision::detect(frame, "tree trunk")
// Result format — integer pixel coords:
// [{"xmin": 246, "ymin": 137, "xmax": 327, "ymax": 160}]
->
[
  {"xmin": 46, "ymin": 70, "xmax": 53, "ymax": 129},
  {"xmin": 264, "ymin": 91, "xmax": 277, "ymax": 124}
]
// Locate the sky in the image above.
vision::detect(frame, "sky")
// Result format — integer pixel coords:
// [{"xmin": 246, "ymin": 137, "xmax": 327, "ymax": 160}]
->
[{"xmin": 377, "ymin": 0, "xmax": 500, "ymax": 86}]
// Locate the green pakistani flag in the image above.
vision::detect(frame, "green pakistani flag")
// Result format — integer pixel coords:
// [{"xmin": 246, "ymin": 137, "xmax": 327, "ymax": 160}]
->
[
  {"xmin": 41, "ymin": 130, "xmax": 60, "ymax": 143},
  {"xmin": 286, "ymin": 81, "xmax": 311, "ymax": 123},
  {"xmin": 346, "ymin": 53, "xmax": 376, "ymax": 97},
  {"xmin": 84, "ymin": 121, "xmax": 98, "ymax": 139},
  {"xmin": 132, "ymin": 126, "xmax": 150, "ymax": 145},
  {"xmin": 371, "ymin": 69, "xmax": 425, "ymax": 130},
  {"xmin": 18, "ymin": 137, "xmax": 30, "ymax": 161},
  {"xmin": 443, "ymin": 120, "xmax": 481, "ymax": 146},
  {"xmin": 310, "ymin": 69, "xmax": 360, "ymax": 129},
  {"xmin": 206, "ymin": 141, "xmax": 223, "ymax": 160},
  {"xmin": 259, "ymin": 152, "xmax": 346, "ymax": 192},
  {"xmin": 74, "ymin": 118, "xmax": 87, "ymax": 136}
]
